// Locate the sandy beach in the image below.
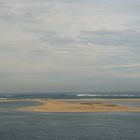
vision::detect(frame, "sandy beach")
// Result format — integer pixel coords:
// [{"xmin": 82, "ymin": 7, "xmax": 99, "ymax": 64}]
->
[{"xmin": 20, "ymin": 99, "xmax": 140, "ymax": 112}]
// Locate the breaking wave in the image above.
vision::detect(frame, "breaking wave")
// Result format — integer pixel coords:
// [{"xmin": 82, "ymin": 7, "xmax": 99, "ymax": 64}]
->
[{"xmin": 76, "ymin": 93, "xmax": 140, "ymax": 98}]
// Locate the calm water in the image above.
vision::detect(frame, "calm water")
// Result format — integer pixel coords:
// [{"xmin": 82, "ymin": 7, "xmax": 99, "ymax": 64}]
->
[
  {"xmin": 0, "ymin": 101, "xmax": 42, "ymax": 111},
  {"xmin": 0, "ymin": 110, "xmax": 140, "ymax": 140}
]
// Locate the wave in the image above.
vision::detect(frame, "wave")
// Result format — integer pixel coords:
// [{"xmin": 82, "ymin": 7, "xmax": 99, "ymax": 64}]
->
[
  {"xmin": 77, "ymin": 94, "xmax": 98, "ymax": 97},
  {"xmin": 76, "ymin": 94, "xmax": 140, "ymax": 97},
  {"xmin": 0, "ymin": 98, "xmax": 8, "ymax": 100}
]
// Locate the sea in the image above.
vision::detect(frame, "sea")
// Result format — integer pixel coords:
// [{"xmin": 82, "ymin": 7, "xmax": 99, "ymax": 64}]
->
[{"xmin": 0, "ymin": 92, "xmax": 140, "ymax": 140}]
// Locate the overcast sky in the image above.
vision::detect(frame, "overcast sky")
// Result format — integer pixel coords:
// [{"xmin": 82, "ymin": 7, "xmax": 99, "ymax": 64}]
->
[{"xmin": 0, "ymin": 0, "xmax": 140, "ymax": 93}]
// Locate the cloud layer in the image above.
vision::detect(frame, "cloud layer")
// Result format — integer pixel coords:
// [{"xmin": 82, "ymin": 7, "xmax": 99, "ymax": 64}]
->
[{"xmin": 0, "ymin": 0, "xmax": 140, "ymax": 92}]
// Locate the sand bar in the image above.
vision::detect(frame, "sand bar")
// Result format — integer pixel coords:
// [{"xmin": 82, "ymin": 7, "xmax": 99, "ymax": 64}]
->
[{"xmin": 20, "ymin": 99, "xmax": 140, "ymax": 112}]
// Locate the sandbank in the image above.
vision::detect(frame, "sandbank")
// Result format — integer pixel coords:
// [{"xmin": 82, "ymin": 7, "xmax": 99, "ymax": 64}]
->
[{"xmin": 20, "ymin": 99, "xmax": 140, "ymax": 112}]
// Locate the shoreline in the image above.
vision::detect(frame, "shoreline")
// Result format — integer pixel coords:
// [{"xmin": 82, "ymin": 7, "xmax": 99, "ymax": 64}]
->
[{"xmin": 18, "ymin": 98, "xmax": 140, "ymax": 112}]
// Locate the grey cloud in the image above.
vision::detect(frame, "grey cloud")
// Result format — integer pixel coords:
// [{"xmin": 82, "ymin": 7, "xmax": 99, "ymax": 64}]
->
[
  {"xmin": 79, "ymin": 30, "xmax": 140, "ymax": 48},
  {"xmin": 34, "ymin": 29, "xmax": 140, "ymax": 50},
  {"xmin": 0, "ymin": 0, "xmax": 140, "ymax": 92},
  {"xmin": 38, "ymin": 31, "xmax": 77, "ymax": 46}
]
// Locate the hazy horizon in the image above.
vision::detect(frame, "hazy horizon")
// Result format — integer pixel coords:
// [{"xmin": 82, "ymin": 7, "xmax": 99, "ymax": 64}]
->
[{"xmin": 0, "ymin": 0, "xmax": 140, "ymax": 93}]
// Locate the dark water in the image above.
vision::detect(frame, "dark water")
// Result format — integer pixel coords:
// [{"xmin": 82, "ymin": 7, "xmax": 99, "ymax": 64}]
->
[
  {"xmin": 0, "ymin": 91, "xmax": 140, "ymax": 99},
  {"xmin": 0, "ymin": 111, "xmax": 140, "ymax": 140}
]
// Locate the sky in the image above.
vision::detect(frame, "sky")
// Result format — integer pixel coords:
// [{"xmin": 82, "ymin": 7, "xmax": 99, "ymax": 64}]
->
[{"xmin": 0, "ymin": 0, "xmax": 140, "ymax": 93}]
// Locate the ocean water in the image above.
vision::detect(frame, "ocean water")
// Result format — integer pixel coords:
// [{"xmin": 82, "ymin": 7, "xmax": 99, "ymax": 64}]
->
[
  {"xmin": 0, "ymin": 92, "xmax": 140, "ymax": 140},
  {"xmin": 1, "ymin": 91, "xmax": 140, "ymax": 99},
  {"xmin": 0, "ymin": 111, "xmax": 140, "ymax": 140}
]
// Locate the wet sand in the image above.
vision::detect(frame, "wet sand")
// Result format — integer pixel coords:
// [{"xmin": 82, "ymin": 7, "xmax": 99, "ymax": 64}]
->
[{"xmin": 20, "ymin": 99, "xmax": 140, "ymax": 112}]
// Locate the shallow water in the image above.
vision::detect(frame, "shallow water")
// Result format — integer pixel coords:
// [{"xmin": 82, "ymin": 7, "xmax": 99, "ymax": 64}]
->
[
  {"xmin": 0, "ymin": 101, "xmax": 42, "ymax": 111},
  {"xmin": 114, "ymin": 101, "xmax": 140, "ymax": 107}
]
